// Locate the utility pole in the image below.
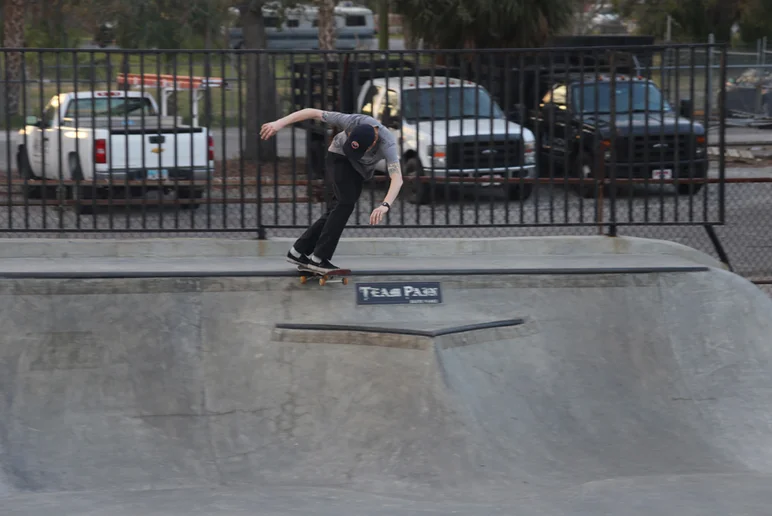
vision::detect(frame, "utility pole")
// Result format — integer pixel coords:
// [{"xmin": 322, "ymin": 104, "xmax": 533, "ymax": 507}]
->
[{"xmin": 378, "ymin": 0, "xmax": 389, "ymax": 50}]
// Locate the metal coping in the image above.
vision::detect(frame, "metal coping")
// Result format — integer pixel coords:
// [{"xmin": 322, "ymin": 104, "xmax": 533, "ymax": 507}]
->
[
  {"xmin": 274, "ymin": 318, "xmax": 526, "ymax": 338},
  {"xmin": 0, "ymin": 266, "xmax": 711, "ymax": 280}
]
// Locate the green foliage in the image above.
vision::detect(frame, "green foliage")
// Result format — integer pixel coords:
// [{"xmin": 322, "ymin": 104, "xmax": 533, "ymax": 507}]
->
[
  {"xmin": 391, "ymin": 0, "xmax": 576, "ymax": 48},
  {"xmin": 23, "ymin": 23, "xmax": 66, "ymax": 48},
  {"xmin": 12, "ymin": 0, "xmax": 93, "ymax": 48},
  {"xmin": 612, "ymin": 0, "xmax": 742, "ymax": 43},
  {"xmin": 111, "ymin": 0, "xmax": 232, "ymax": 49},
  {"xmin": 737, "ymin": 0, "xmax": 772, "ymax": 45}
]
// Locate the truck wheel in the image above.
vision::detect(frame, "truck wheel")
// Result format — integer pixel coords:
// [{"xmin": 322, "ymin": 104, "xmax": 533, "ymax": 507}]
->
[
  {"xmin": 677, "ymin": 179, "xmax": 705, "ymax": 195},
  {"xmin": 676, "ymin": 162, "xmax": 707, "ymax": 195},
  {"xmin": 573, "ymin": 151, "xmax": 607, "ymax": 199},
  {"xmin": 404, "ymin": 157, "xmax": 433, "ymax": 205},
  {"xmin": 507, "ymin": 181, "xmax": 533, "ymax": 201},
  {"xmin": 177, "ymin": 187, "xmax": 202, "ymax": 209},
  {"xmin": 17, "ymin": 145, "xmax": 44, "ymax": 199},
  {"xmin": 69, "ymin": 153, "xmax": 96, "ymax": 215}
]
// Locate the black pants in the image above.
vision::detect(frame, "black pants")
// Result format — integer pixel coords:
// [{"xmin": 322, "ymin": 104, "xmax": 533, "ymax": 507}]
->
[{"xmin": 293, "ymin": 152, "xmax": 363, "ymax": 260}]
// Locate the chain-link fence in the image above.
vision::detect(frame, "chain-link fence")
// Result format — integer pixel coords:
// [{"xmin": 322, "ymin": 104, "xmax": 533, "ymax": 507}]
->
[{"xmin": 660, "ymin": 36, "xmax": 772, "ymax": 121}]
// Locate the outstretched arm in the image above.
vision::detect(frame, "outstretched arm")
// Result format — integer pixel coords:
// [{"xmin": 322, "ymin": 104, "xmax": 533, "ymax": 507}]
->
[
  {"xmin": 383, "ymin": 161, "xmax": 403, "ymax": 206},
  {"xmin": 370, "ymin": 160, "xmax": 403, "ymax": 225},
  {"xmin": 260, "ymin": 108, "xmax": 324, "ymax": 139}
]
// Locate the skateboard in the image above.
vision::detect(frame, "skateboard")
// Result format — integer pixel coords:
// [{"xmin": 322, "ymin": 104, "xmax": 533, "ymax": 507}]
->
[{"xmin": 297, "ymin": 265, "xmax": 352, "ymax": 286}]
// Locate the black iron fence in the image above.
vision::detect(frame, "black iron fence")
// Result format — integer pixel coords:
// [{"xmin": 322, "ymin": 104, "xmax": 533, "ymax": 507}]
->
[{"xmin": 8, "ymin": 44, "xmax": 772, "ymax": 283}]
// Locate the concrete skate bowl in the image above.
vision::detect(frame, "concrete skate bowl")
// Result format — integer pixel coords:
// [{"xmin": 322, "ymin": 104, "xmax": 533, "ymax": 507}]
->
[{"xmin": 2, "ymin": 266, "xmax": 772, "ymax": 515}]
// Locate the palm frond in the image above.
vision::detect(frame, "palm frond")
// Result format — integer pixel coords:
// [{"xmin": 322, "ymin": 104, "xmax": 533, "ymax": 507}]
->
[{"xmin": 393, "ymin": 0, "xmax": 576, "ymax": 49}]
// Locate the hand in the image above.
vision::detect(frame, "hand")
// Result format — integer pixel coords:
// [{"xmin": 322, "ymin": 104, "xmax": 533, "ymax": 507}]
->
[
  {"xmin": 369, "ymin": 205, "xmax": 389, "ymax": 225},
  {"xmin": 260, "ymin": 121, "xmax": 282, "ymax": 140}
]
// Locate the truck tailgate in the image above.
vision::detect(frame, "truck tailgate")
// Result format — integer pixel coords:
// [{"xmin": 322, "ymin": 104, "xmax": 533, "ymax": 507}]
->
[{"xmin": 107, "ymin": 128, "xmax": 208, "ymax": 171}]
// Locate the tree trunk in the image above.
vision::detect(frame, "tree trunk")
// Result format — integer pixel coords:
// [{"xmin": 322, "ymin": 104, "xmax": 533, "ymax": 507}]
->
[
  {"xmin": 402, "ymin": 17, "xmax": 418, "ymax": 49},
  {"xmin": 316, "ymin": 0, "xmax": 336, "ymax": 52},
  {"xmin": 2, "ymin": 0, "xmax": 25, "ymax": 121},
  {"xmin": 204, "ymin": 14, "xmax": 212, "ymax": 128},
  {"xmin": 378, "ymin": 0, "xmax": 389, "ymax": 49},
  {"xmin": 240, "ymin": 3, "xmax": 279, "ymax": 162}
]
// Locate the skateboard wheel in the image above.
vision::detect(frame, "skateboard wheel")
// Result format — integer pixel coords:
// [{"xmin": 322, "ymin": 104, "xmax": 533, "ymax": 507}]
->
[
  {"xmin": 300, "ymin": 275, "xmax": 307, "ymax": 284},
  {"xmin": 342, "ymin": 277, "xmax": 349, "ymax": 285},
  {"xmin": 319, "ymin": 277, "xmax": 326, "ymax": 286}
]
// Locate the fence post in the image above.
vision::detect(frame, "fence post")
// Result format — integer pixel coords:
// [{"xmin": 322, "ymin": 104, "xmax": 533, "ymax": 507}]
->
[
  {"xmin": 719, "ymin": 47, "xmax": 727, "ymax": 225},
  {"xmin": 708, "ymin": 34, "xmax": 714, "ymax": 119},
  {"xmin": 756, "ymin": 38, "xmax": 760, "ymax": 66},
  {"xmin": 664, "ymin": 16, "xmax": 672, "ymax": 99}
]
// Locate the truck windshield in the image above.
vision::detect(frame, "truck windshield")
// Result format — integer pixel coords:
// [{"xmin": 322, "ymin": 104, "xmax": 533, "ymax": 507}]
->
[
  {"xmin": 64, "ymin": 97, "xmax": 157, "ymax": 118},
  {"xmin": 571, "ymin": 82, "xmax": 672, "ymax": 114},
  {"xmin": 401, "ymin": 87, "xmax": 506, "ymax": 121}
]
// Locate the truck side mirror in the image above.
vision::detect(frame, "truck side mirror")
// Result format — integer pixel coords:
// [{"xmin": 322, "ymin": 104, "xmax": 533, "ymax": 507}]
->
[
  {"xmin": 679, "ymin": 99, "xmax": 693, "ymax": 119},
  {"xmin": 25, "ymin": 115, "xmax": 40, "ymax": 127}
]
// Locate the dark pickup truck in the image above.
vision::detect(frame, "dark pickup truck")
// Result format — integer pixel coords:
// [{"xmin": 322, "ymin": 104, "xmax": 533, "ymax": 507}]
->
[
  {"xmin": 466, "ymin": 43, "xmax": 709, "ymax": 198},
  {"xmin": 534, "ymin": 71, "xmax": 708, "ymax": 197}
]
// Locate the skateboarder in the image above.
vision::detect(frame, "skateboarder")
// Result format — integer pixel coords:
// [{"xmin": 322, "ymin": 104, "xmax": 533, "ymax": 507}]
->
[{"xmin": 260, "ymin": 108, "xmax": 404, "ymax": 274}]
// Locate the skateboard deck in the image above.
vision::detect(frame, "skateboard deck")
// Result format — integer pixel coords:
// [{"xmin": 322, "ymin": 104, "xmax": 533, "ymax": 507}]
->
[{"xmin": 297, "ymin": 265, "xmax": 352, "ymax": 286}]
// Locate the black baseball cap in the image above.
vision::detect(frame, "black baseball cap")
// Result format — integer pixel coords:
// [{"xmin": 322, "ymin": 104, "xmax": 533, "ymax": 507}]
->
[{"xmin": 343, "ymin": 124, "xmax": 376, "ymax": 160}]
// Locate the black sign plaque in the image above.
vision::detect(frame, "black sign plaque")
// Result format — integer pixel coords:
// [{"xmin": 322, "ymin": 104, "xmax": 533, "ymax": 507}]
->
[{"xmin": 356, "ymin": 282, "xmax": 443, "ymax": 305}]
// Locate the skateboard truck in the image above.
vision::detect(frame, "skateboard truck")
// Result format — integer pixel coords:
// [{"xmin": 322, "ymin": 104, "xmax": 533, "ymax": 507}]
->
[{"xmin": 297, "ymin": 266, "xmax": 351, "ymax": 286}]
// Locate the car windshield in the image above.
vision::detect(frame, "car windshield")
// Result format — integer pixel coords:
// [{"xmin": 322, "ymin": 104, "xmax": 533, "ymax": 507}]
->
[
  {"xmin": 571, "ymin": 81, "xmax": 672, "ymax": 114},
  {"xmin": 401, "ymin": 86, "xmax": 506, "ymax": 121}
]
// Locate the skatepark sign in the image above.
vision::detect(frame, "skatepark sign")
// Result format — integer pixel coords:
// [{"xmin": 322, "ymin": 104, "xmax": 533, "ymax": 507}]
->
[{"xmin": 356, "ymin": 282, "xmax": 442, "ymax": 305}]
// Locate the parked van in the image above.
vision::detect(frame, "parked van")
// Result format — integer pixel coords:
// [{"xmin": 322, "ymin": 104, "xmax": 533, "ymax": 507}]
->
[{"xmin": 228, "ymin": 2, "xmax": 375, "ymax": 50}]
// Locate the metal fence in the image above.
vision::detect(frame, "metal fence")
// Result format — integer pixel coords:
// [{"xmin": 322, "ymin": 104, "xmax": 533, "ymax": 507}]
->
[
  {"xmin": 661, "ymin": 36, "xmax": 772, "ymax": 121},
  {"xmin": 2, "ymin": 43, "xmax": 767, "ymax": 281}
]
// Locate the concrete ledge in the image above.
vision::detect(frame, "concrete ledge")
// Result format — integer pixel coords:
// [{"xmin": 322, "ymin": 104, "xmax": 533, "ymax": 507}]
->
[{"xmin": 0, "ymin": 236, "xmax": 725, "ymax": 269}]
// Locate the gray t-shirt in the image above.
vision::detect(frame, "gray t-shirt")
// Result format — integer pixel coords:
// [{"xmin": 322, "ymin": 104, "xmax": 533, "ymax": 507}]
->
[{"xmin": 321, "ymin": 111, "xmax": 400, "ymax": 180}]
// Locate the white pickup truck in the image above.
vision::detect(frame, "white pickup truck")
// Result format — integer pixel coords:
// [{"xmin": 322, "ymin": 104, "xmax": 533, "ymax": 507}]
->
[
  {"xmin": 355, "ymin": 76, "xmax": 537, "ymax": 204},
  {"xmin": 17, "ymin": 90, "xmax": 214, "ymax": 211}
]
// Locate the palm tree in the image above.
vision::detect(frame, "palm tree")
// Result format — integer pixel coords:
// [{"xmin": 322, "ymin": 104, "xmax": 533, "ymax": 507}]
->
[
  {"xmin": 314, "ymin": 0, "xmax": 337, "ymax": 52},
  {"xmin": 612, "ymin": 0, "xmax": 742, "ymax": 43},
  {"xmin": 2, "ymin": 0, "xmax": 25, "ymax": 122},
  {"xmin": 235, "ymin": 0, "xmax": 282, "ymax": 161},
  {"xmin": 391, "ymin": 0, "xmax": 576, "ymax": 49},
  {"xmin": 738, "ymin": 0, "xmax": 772, "ymax": 45}
]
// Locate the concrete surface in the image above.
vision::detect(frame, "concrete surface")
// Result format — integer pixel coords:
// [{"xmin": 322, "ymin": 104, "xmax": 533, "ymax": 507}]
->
[
  {"xmin": 0, "ymin": 235, "xmax": 720, "ymax": 277},
  {"xmin": 0, "ymin": 254, "xmax": 712, "ymax": 277},
  {"xmin": 0, "ymin": 237, "xmax": 771, "ymax": 515},
  {"xmin": 0, "ymin": 255, "xmax": 712, "ymax": 278},
  {"xmin": 0, "ymin": 235, "xmax": 726, "ymax": 268}
]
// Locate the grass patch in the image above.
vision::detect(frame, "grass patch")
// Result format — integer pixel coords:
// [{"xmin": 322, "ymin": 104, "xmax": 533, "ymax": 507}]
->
[
  {"xmin": 5, "ymin": 51, "xmax": 322, "ymax": 129},
  {"xmin": 2, "ymin": 48, "xmax": 735, "ymax": 131}
]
